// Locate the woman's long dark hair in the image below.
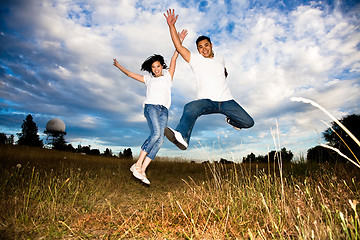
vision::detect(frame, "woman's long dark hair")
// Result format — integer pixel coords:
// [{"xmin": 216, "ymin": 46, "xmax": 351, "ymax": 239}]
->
[{"xmin": 141, "ymin": 54, "xmax": 167, "ymax": 76}]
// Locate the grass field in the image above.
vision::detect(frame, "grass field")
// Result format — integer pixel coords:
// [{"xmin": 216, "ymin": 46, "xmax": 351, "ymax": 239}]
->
[{"xmin": 0, "ymin": 144, "xmax": 359, "ymax": 239}]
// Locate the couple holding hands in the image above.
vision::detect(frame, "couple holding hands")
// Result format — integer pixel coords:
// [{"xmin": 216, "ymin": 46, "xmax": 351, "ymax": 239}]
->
[{"xmin": 113, "ymin": 9, "xmax": 254, "ymax": 185}]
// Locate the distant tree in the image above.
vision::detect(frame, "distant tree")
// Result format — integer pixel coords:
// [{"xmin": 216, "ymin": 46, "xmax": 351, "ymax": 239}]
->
[
  {"xmin": 53, "ymin": 135, "xmax": 67, "ymax": 151},
  {"xmin": 79, "ymin": 145, "xmax": 91, "ymax": 154},
  {"xmin": 0, "ymin": 133, "xmax": 6, "ymax": 144},
  {"xmin": 322, "ymin": 114, "xmax": 360, "ymax": 162},
  {"xmin": 307, "ymin": 145, "xmax": 336, "ymax": 163},
  {"xmin": 103, "ymin": 148, "xmax": 113, "ymax": 157},
  {"xmin": 17, "ymin": 114, "xmax": 43, "ymax": 147},
  {"xmin": 65, "ymin": 143, "xmax": 75, "ymax": 152},
  {"xmin": 244, "ymin": 153, "xmax": 256, "ymax": 163},
  {"xmin": 243, "ymin": 148, "xmax": 293, "ymax": 164},
  {"xmin": 119, "ymin": 148, "xmax": 133, "ymax": 159},
  {"xmin": 7, "ymin": 134, "xmax": 14, "ymax": 144},
  {"xmin": 268, "ymin": 148, "xmax": 293, "ymax": 164},
  {"xmin": 89, "ymin": 149, "xmax": 101, "ymax": 156},
  {"xmin": 219, "ymin": 158, "xmax": 234, "ymax": 164}
]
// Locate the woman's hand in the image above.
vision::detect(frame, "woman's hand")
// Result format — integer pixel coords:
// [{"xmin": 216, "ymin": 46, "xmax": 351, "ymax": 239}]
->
[{"xmin": 178, "ymin": 29, "xmax": 188, "ymax": 43}]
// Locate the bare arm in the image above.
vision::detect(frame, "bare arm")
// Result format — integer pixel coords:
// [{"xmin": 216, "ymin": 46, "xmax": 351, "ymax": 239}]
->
[
  {"xmin": 113, "ymin": 59, "xmax": 144, "ymax": 83},
  {"xmin": 164, "ymin": 9, "xmax": 191, "ymax": 63},
  {"xmin": 168, "ymin": 29, "xmax": 188, "ymax": 79}
]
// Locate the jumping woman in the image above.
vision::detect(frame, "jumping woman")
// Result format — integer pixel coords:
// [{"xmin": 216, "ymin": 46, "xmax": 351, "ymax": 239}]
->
[{"xmin": 113, "ymin": 29, "xmax": 187, "ymax": 185}]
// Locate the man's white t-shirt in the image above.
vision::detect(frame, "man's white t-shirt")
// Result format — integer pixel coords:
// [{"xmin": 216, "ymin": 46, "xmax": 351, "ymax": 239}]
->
[
  {"xmin": 143, "ymin": 69, "xmax": 172, "ymax": 109},
  {"xmin": 189, "ymin": 52, "xmax": 233, "ymax": 101}
]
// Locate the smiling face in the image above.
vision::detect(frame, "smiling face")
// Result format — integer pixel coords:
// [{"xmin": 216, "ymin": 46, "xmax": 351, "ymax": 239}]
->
[
  {"xmin": 151, "ymin": 61, "xmax": 163, "ymax": 77},
  {"xmin": 197, "ymin": 39, "xmax": 213, "ymax": 58}
]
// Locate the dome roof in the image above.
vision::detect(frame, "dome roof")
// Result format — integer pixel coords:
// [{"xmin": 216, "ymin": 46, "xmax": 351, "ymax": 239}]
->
[{"xmin": 46, "ymin": 118, "xmax": 66, "ymax": 133}]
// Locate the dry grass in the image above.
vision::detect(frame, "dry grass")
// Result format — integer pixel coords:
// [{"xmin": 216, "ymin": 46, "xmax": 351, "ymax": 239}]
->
[{"xmin": 0, "ymin": 144, "xmax": 359, "ymax": 239}]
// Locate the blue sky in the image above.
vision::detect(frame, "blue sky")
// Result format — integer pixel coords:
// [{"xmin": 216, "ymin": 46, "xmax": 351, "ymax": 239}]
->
[{"xmin": 1, "ymin": 0, "xmax": 359, "ymax": 162}]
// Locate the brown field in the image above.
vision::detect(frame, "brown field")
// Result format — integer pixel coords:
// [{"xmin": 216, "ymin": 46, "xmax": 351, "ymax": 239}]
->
[{"xmin": 0, "ymin": 144, "xmax": 359, "ymax": 239}]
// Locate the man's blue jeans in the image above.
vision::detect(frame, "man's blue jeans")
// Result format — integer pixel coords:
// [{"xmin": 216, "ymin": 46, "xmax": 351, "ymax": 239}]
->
[
  {"xmin": 175, "ymin": 99, "xmax": 254, "ymax": 145},
  {"xmin": 141, "ymin": 104, "xmax": 168, "ymax": 160}
]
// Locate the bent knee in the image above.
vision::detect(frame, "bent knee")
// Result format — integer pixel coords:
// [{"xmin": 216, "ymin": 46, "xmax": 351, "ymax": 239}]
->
[{"xmin": 245, "ymin": 118, "xmax": 255, "ymax": 128}]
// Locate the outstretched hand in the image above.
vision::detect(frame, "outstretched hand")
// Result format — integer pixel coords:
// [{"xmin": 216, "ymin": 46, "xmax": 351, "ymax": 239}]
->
[
  {"xmin": 164, "ymin": 9, "xmax": 178, "ymax": 26},
  {"xmin": 113, "ymin": 58, "xmax": 120, "ymax": 68},
  {"xmin": 178, "ymin": 29, "xmax": 188, "ymax": 43}
]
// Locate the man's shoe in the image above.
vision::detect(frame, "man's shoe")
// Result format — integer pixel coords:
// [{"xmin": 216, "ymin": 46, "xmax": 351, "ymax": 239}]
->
[
  {"xmin": 164, "ymin": 127, "xmax": 188, "ymax": 150},
  {"xmin": 130, "ymin": 163, "xmax": 144, "ymax": 180},
  {"xmin": 225, "ymin": 117, "xmax": 242, "ymax": 131}
]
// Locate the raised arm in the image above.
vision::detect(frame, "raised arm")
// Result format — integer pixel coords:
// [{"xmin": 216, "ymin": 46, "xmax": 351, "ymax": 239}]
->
[
  {"xmin": 164, "ymin": 9, "xmax": 191, "ymax": 63},
  {"xmin": 168, "ymin": 29, "xmax": 188, "ymax": 79},
  {"xmin": 113, "ymin": 59, "xmax": 144, "ymax": 83}
]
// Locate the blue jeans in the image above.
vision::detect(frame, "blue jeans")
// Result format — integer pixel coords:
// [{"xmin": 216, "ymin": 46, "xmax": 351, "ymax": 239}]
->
[
  {"xmin": 175, "ymin": 99, "xmax": 254, "ymax": 145},
  {"xmin": 141, "ymin": 104, "xmax": 168, "ymax": 160}
]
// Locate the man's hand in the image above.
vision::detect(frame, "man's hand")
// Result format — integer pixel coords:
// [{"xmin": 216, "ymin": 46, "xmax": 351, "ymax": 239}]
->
[{"xmin": 164, "ymin": 9, "xmax": 178, "ymax": 26}]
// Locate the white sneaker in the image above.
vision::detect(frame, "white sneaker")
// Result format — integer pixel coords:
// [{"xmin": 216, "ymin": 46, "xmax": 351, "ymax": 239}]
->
[
  {"xmin": 225, "ymin": 117, "xmax": 241, "ymax": 131},
  {"xmin": 164, "ymin": 127, "xmax": 188, "ymax": 150},
  {"xmin": 141, "ymin": 174, "xmax": 150, "ymax": 185},
  {"xmin": 130, "ymin": 163, "xmax": 143, "ymax": 180}
]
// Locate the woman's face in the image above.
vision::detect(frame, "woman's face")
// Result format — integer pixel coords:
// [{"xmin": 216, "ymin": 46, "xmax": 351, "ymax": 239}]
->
[{"xmin": 151, "ymin": 61, "xmax": 163, "ymax": 77}]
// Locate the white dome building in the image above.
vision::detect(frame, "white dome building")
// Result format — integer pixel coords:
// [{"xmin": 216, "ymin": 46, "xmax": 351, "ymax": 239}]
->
[{"xmin": 46, "ymin": 118, "xmax": 66, "ymax": 133}]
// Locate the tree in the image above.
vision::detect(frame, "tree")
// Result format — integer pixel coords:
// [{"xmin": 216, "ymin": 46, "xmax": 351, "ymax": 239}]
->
[
  {"xmin": 0, "ymin": 133, "xmax": 7, "ymax": 144},
  {"xmin": 53, "ymin": 135, "xmax": 67, "ymax": 151},
  {"xmin": 103, "ymin": 148, "xmax": 113, "ymax": 157},
  {"xmin": 307, "ymin": 145, "xmax": 336, "ymax": 163},
  {"xmin": 0, "ymin": 133, "xmax": 15, "ymax": 145},
  {"xmin": 7, "ymin": 134, "xmax": 14, "ymax": 144},
  {"xmin": 243, "ymin": 148, "xmax": 293, "ymax": 164},
  {"xmin": 17, "ymin": 114, "xmax": 43, "ymax": 147},
  {"xmin": 269, "ymin": 148, "xmax": 294, "ymax": 164},
  {"xmin": 119, "ymin": 148, "xmax": 133, "ymax": 159},
  {"xmin": 322, "ymin": 114, "xmax": 360, "ymax": 162}
]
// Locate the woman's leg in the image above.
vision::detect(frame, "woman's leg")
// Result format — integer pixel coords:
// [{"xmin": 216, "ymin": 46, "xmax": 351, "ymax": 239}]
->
[
  {"xmin": 135, "ymin": 149, "xmax": 147, "ymax": 169},
  {"xmin": 143, "ymin": 106, "xmax": 168, "ymax": 167},
  {"xmin": 141, "ymin": 156, "xmax": 152, "ymax": 175},
  {"xmin": 141, "ymin": 105, "xmax": 163, "ymax": 155}
]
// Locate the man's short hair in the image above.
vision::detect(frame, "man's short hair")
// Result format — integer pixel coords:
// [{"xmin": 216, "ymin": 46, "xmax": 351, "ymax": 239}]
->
[{"xmin": 196, "ymin": 36, "xmax": 211, "ymax": 47}]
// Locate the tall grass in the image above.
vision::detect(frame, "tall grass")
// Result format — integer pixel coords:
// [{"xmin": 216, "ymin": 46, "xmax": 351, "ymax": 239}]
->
[{"xmin": 0, "ymin": 144, "xmax": 359, "ymax": 239}]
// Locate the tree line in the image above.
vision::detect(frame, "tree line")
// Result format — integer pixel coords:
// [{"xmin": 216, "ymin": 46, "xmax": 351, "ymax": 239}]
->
[
  {"xmin": 1, "ymin": 113, "xmax": 359, "ymax": 163},
  {"xmin": 0, "ymin": 114, "xmax": 132, "ymax": 159},
  {"xmin": 242, "ymin": 114, "xmax": 360, "ymax": 164}
]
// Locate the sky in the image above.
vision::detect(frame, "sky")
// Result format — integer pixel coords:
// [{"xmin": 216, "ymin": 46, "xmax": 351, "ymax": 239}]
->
[{"xmin": 1, "ymin": 0, "xmax": 359, "ymax": 162}]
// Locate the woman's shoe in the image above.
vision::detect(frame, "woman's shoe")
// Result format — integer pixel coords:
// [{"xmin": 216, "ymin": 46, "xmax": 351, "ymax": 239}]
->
[
  {"xmin": 141, "ymin": 174, "xmax": 150, "ymax": 185},
  {"xmin": 130, "ymin": 163, "xmax": 143, "ymax": 180}
]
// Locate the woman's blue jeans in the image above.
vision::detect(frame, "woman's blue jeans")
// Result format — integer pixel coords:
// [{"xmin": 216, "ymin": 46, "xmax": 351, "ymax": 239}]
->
[
  {"xmin": 175, "ymin": 99, "xmax": 254, "ymax": 145},
  {"xmin": 141, "ymin": 104, "xmax": 168, "ymax": 160}
]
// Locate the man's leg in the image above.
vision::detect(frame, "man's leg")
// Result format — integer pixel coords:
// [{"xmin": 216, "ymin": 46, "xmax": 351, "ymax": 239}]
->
[
  {"xmin": 176, "ymin": 99, "xmax": 218, "ymax": 144},
  {"xmin": 221, "ymin": 100, "xmax": 254, "ymax": 129}
]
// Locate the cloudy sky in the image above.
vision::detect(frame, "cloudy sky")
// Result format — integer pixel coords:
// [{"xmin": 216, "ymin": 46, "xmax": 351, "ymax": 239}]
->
[{"xmin": 1, "ymin": 0, "xmax": 359, "ymax": 162}]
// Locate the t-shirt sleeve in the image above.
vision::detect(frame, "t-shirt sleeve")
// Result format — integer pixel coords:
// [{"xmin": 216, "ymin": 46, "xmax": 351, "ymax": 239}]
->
[
  {"xmin": 220, "ymin": 55, "xmax": 225, "ymax": 67},
  {"xmin": 143, "ymin": 74, "xmax": 150, "ymax": 86}
]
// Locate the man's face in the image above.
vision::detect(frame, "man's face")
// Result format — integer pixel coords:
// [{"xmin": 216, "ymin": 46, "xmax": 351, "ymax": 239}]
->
[{"xmin": 197, "ymin": 39, "xmax": 213, "ymax": 58}]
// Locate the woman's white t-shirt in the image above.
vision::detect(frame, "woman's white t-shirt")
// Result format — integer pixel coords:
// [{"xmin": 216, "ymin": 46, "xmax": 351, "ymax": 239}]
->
[
  {"xmin": 143, "ymin": 69, "xmax": 172, "ymax": 109},
  {"xmin": 189, "ymin": 52, "xmax": 233, "ymax": 101}
]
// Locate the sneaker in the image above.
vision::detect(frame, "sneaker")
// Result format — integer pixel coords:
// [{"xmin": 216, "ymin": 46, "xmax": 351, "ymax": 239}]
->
[
  {"xmin": 130, "ymin": 163, "xmax": 144, "ymax": 180},
  {"xmin": 164, "ymin": 127, "xmax": 188, "ymax": 150},
  {"xmin": 141, "ymin": 174, "xmax": 150, "ymax": 185},
  {"xmin": 225, "ymin": 117, "xmax": 241, "ymax": 131}
]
